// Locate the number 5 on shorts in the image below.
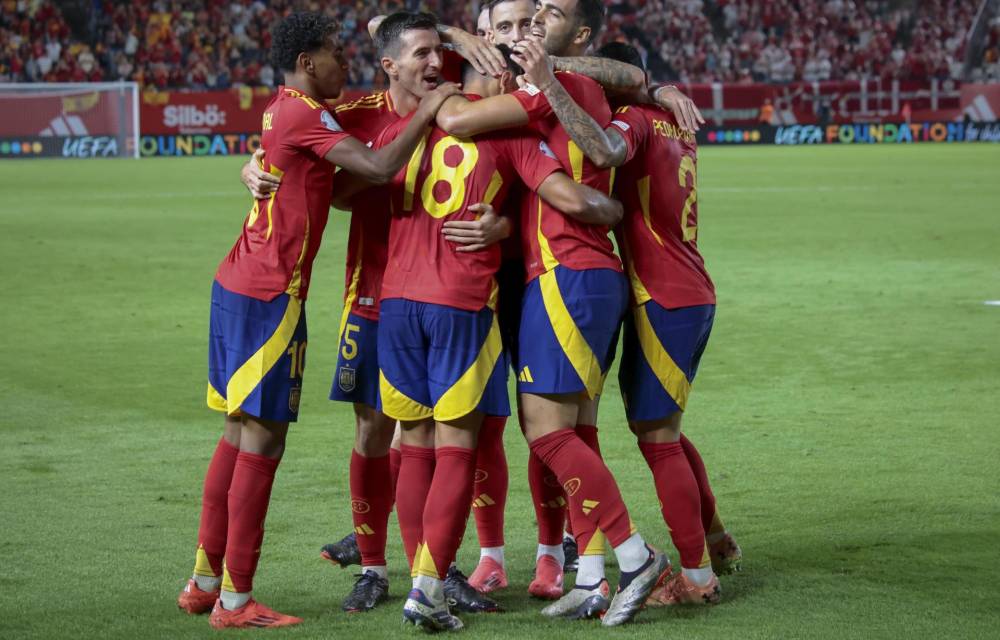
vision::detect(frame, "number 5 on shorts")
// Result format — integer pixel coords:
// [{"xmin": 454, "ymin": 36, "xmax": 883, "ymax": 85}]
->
[{"xmin": 342, "ymin": 323, "xmax": 360, "ymax": 360}]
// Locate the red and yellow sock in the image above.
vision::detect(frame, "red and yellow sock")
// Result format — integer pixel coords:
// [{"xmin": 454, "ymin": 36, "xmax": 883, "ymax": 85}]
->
[
  {"xmin": 397, "ymin": 444, "xmax": 435, "ymax": 568},
  {"xmin": 472, "ymin": 416, "xmax": 508, "ymax": 548},
  {"xmin": 679, "ymin": 434, "xmax": 727, "ymax": 538},
  {"xmin": 414, "ymin": 446, "xmax": 477, "ymax": 579},
  {"xmin": 223, "ymin": 450, "xmax": 280, "ymax": 593},
  {"xmin": 349, "ymin": 450, "xmax": 393, "ymax": 567},
  {"xmin": 194, "ymin": 437, "xmax": 239, "ymax": 578},
  {"xmin": 639, "ymin": 440, "xmax": 709, "ymax": 569}
]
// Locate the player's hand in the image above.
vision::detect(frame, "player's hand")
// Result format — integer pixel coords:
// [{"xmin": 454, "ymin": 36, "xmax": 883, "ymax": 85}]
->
[
  {"xmin": 417, "ymin": 82, "xmax": 463, "ymax": 118},
  {"xmin": 446, "ymin": 27, "xmax": 506, "ymax": 78},
  {"xmin": 654, "ymin": 85, "xmax": 705, "ymax": 133},
  {"xmin": 512, "ymin": 39, "xmax": 556, "ymax": 92},
  {"xmin": 442, "ymin": 203, "xmax": 511, "ymax": 252},
  {"xmin": 241, "ymin": 148, "xmax": 280, "ymax": 199}
]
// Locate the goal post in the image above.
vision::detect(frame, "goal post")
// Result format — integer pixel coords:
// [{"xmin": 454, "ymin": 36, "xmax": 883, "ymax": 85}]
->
[{"xmin": 0, "ymin": 82, "xmax": 140, "ymax": 159}]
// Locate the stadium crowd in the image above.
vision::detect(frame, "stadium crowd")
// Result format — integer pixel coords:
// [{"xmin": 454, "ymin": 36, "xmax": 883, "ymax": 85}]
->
[{"xmin": 0, "ymin": 0, "xmax": 995, "ymax": 88}]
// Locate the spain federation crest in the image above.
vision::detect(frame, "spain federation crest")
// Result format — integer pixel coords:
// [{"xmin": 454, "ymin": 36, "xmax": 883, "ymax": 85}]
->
[
  {"xmin": 288, "ymin": 386, "xmax": 301, "ymax": 413},
  {"xmin": 338, "ymin": 365, "xmax": 357, "ymax": 393}
]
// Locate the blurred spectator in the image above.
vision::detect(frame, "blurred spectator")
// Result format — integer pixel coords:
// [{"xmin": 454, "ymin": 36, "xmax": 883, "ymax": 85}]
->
[{"xmin": 0, "ymin": 0, "xmax": 989, "ymax": 89}]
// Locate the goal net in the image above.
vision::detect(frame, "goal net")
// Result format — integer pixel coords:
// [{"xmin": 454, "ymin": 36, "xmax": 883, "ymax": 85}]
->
[{"xmin": 0, "ymin": 82, "xmax": 139, "ymax": 159}]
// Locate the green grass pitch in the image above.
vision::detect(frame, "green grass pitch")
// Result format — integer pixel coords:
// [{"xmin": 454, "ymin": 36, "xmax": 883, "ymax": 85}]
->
[{"xmin": 2, "ymin": 144, "xmax": 998, "ymax": 638}]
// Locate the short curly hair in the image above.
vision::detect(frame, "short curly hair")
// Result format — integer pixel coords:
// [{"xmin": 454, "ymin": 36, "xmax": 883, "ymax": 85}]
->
[{"xmin": 270, "ymin": 12, "xmax": 340, "ymax": 73}]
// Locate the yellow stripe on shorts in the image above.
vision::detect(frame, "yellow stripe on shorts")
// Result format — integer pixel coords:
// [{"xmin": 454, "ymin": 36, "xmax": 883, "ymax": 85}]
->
[
  {"xmin": 538, "ymin": 270, "xmax": 604, "ymax": 399},
  {"xmin": 224, "ymin": 296, "xmax": 302, "ymax": 416},
  {"xmin": 633, "ymin": 303, "xmax": 692, "ymax": 411},
  {"xmin": 434, "ymin": 312, "xmax": 503, "ymax": 422},
  {"xmin": 206, "ymin": 382, "xmax": 228, "ymax": 412},
  {"xmin": 379, "ymin": 372, "xmax": 434, "ymax": 422}
]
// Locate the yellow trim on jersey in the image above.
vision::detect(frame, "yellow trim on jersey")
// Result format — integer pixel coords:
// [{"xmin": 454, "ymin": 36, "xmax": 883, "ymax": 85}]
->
[
  {"xmin": 379, "ymin": 371, "xmax": 434, "ymax": 421},
  {"xmin": 433, "ymin": 312, "xmax": 503, "ymax": 422},
  {"xmin": 285, "ymin": 209, "xmax": 309, "ymax": 298},
  {"xmin": 568, "ymin": 140, "xmax": 584, "ymax": 183},
  {"xmin": 608, "ymin": 166, "xmax": 617, "ymax": 194},
  {"xmin": 538, "ymin": 270, "xmax": 603, "ymax": 398},
  {"xmin": 536, "ymin": 198, "xmax": 560, "ymax": 272},
  {"xmin": 483, "ymin": 170, "xmax": 503, "ymax": 205},
  {"xmin": 334, "ymin": 92, "xmax": 386, "ymax": 112},
  {"xmin": 224, "ymin": 296, "xmax": 302, "ymax": 416},
  {"xmin": 337, "ymin": 230, "xmax": 364, "ymax": 341},
  {"xmin": 206, "ymin": 383, "xmax": 227, "ymax": 412},
  {"xmin": 264, "ymin": 164, "xmax": 285, "ymax": 240},
  {"xmin": 621, "ymin": 236, "xmax": 653, "ymax": 305},
  {"xmin": 637, "ymin": 176, "xmax": 665, "ymax": 247},
  {"xmin": 633, "ymin": 303, "xmax": 691, "ymax": 410}
]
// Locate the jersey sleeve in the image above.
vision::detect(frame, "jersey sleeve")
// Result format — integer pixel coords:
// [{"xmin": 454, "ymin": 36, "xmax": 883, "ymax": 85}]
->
[
  {"xmin": 609, "ymin": 106, "xmax": 649, "ymax": 164},
  {"xmin": 499, "ymin": 134, "xmax": 563, "ymax": 192},
  {"xmin": 288, "ymin": 104, "xmax": 353, "ymax": 159},
  {"xmin": 510, "ymin": 82, "xmax": 553, "ymax": 122}
]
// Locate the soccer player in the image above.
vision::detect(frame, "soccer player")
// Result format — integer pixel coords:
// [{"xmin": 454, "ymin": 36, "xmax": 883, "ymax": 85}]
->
[
  {"xmin": 241, "ymin": 13, "xmax": 510, "ymax": 615},
  {"xmin": 432, "ymin": 0, "xmax": 670, "ymax": 626},
  {"xmin": 517, "ymin": 39, "xmax": 742, "ymax": 605},
  {"xmin": 331, "ymin": 44, "xmax": 623, "ymax": 631},
  {"xmin": 176, "ymin": 12, "xmax": 458, "ymax": 629}
]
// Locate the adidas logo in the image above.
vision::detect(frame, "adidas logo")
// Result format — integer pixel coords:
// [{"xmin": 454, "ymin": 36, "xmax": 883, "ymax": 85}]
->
[
  {"xmin": 582, "ymin": 499, "xmax": 600, "ymax": 515},
  {"xmin": 472, "ymin": 494, "xmax": 496, "ymax": 508},
  {"xmin": 354, "ymin": 523, "xmax": 375, "ymax": 535},
  {"xmin": 518, "ymin": 366, "xmax": 534, "ymax": 383}
]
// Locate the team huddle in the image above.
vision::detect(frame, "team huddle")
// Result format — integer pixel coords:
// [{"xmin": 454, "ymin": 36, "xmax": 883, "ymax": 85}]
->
[{"xmin": 177, "ymin": 0, "xmax": 742, "ymax": 631}]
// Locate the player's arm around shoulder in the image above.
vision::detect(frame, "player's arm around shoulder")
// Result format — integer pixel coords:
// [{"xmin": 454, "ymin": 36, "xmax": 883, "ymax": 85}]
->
[
  {"xmin": 325, "ymin": 82, "xmax": 461, "ymax": 183},
  {"xmin": 434, "ymin": 93, "xmax": 530, "ymax": 138}
]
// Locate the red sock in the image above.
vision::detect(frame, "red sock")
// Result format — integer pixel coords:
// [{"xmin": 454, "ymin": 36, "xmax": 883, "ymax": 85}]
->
[
  {"xmin": 389, "ymin": 447, "xmax": 402, "ymax": 506},
  {"xmin": 196, "ymin": 437, "xmax": 239, "ymax": 575},
  {"xmin": 397, "ymin": 444, "xmax": 435, "ymax": 568},
  {"xmin": 569, "ymin": 425, "xmax": 604, "ymax": 555},
  {"xmin": 473, "ymin": 416, "xmax": 508, "ymax": 548},
  {"xmin": 415, "ymin": 446, "xmax": 476, "ymax": 579},
  {"xmin": 528, "ymin": 451, "xmax": 566, "ymax": 546},
  {"xmin": 529, "ymin": 429, "xmax": 633, "ymax": 547},
  {"xmin": 639, "ymin": 440, "xmax": 707, "ymax": 568},
  {"xmin": 679, "ymin": 434, "xmax": 724, "ymax": 535},
  {"xmin": 224, "ymin": 451, "xmax": 280, "ymax": 592},
  {"xmin": 350, "ymin": 450, "xmax": 393, "ymax": 567}
]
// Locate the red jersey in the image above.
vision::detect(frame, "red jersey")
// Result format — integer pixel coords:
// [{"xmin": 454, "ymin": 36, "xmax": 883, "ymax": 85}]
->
[
  {"xmin": 609, "ymin": 105, "xmax": 715, "ymax": 309},
  {"xmin": 511, "ymin": 71, "xmax": 621, "ymax": 281},
  {"xmin": 374, "ymin": 101, "xmax": 562, "ymax": 311},
  {"xmin": 215, "ymin": 86, "xmax": 350, "ymax": 301},
  {"xmin": 332, "ymin": 91, "xmax": 402, "ymax": 321}
]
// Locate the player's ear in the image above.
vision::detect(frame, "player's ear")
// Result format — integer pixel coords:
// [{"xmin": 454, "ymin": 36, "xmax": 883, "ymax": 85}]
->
[
  {"xmin": 498, "ymin": 69, "xmax": 516, "ymax": 94},
  {"xmin": 297, "ymin": 51, "xmax": 314, "ymax": 76},
  {"xmin": 380, "ymin": 57, "xmax": 397, "ymax": 80},
  {"xmin": 573, "ymin": 25, "xmax": 591, "ymax": 47}
]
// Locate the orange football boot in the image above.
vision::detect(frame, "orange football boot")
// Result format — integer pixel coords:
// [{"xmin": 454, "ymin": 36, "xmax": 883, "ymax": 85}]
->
[
  {"xmin": 208, "ymin": 599, "xmax": 303, "ymax": 629},
  {"xmin": 468, "ymin": 556, "xmax": 508, "ymax": 594},
  {"xmin": 528, "ymin": 554, "xmax": 564, "ymax": 600},
  {"xmin": 177, "ymin": 579, "xmax": 219, "ymax": 615},
  {"xmin": 709, "ymin": 532, "xmax": 743, "ymax": 575},
  {"xmin": 646, "ymin": 569, "xmax": 721, "ymax": 607}
]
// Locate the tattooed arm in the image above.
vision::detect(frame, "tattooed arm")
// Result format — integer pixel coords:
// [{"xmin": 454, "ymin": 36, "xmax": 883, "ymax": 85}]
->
[
  {"xmin": 549, "ymin": 55, "xmax": 644, "ymax": 96},
  {"xmin": 514, "ymin": 40, "xmax": 628, "ymax": 169}
]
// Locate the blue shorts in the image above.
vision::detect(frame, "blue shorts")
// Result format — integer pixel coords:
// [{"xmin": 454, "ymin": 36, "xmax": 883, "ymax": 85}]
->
[
  {"xmin": 207, "ymin": 280, "xmax": 308, "ymax": 423},
  {"xmin": 329, "ymin": 311, "xmax": 380, "ymax": 409},
  {"xmin": 516, "ymin": 266, "xmax": 627, "ymax": 398},
  {"xmin": 619, "ymin": 302, "xmax": 714, "ymax": 422},
  {"xmin": 377, "ymin": 299, "xmax": 509, "ymax": 422}
]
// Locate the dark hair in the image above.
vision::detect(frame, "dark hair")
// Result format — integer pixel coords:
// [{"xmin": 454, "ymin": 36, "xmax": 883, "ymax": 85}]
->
[
  {"xmin": 575, "ymin": 0, "xmax": 606, "ymax": 44},
  {"xmin": 485, "ymin": 0, "xmax": 524, "ymax": 19},
  {"xmin": 461, "ymin": 42, "xmax": 524, "ymax": 81},
  {"xmin": 597, "ymin": 42, "xmax": 644, "ymax": 72},
  {"xmin": 270, "ymin": 12, "xmax": 339, "ymax": 72},
  {"xmin": 374, "ymin": 11, "xmax": 439, "ymax": 59}
]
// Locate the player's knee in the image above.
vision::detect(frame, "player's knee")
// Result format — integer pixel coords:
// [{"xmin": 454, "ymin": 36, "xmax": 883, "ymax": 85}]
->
[
  {"xmin": 239, "ymin": 416, "xmax": 289, "ymax": 458},
  {"xmin": 631, "ymin": 411, "xmax": 683, "ymax": 443},
  {"xmin": 353, "ymin": 404, "xmax": 395, "ymax": 456}
]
